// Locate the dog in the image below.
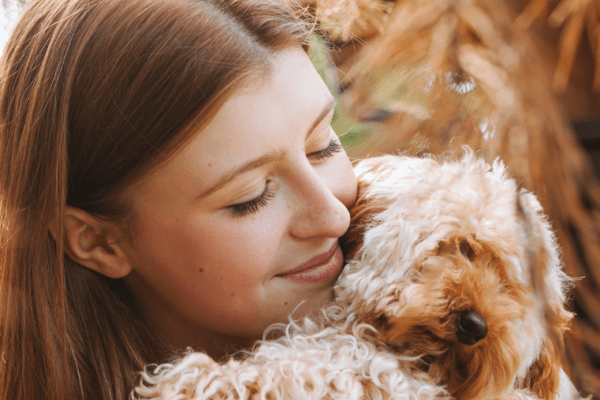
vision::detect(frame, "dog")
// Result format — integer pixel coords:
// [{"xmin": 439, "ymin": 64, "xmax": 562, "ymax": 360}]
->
[{"xmin": 134, "ymin": 151, "xmax": 573, "ymax": 400}]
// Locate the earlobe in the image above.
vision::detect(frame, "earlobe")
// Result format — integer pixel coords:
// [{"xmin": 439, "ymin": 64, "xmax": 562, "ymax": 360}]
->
[{"xmin": 61, "ymin": 206, "xmax": 133, "ymax": 279}]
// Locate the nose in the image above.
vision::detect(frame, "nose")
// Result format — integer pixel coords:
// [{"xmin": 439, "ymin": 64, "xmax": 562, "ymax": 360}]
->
[
  {"xmin": 288, "ymin": 165, "xmax": 352, "ymax": 240},
  {"xmin": 456, "ymin": 309, "xmax": 488, "ymax": 345}
]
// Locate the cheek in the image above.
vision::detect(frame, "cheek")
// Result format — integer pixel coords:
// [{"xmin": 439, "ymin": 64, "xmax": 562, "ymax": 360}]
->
[
  {"xmin": 125, "ymin": 206, "xmax": 292, "ymax": 334},
  {"xmin": 131, "ymin": 207, "xmax": 287, "ymax": 294},
  {"xmin": 194, "ymin": 213, "xmax": 286, "ymax": 281}
]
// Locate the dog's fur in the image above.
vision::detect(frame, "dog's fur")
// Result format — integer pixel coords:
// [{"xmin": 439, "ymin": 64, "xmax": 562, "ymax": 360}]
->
[{"xmin": 134, "ymin": 152, "xmax": 572, "ymax": 400}]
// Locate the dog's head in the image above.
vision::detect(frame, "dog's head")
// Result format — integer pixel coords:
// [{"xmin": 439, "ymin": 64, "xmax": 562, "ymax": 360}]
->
[{"xmin": 338, "ymin": 153, "xmax": 573, "ymax": 400}]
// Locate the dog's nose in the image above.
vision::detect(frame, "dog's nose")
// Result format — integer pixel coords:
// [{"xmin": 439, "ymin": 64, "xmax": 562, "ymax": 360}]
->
[{"xmin": 456, "ymin": 309, "xmax": 488, "ymax": 345}]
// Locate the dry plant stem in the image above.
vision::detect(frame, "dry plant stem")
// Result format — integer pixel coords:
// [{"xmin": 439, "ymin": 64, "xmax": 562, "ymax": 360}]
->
[
  {"xmin": 553, "ymin": 8, "xmax": 584, "ymax": 91},
  {"xmin": 314, "ymin": 0, "xmax": 390, "ymax": 42},
  {"xmin": 594, "ymin": 9, "xmax": 600, "ymax": 90},
  {"xmin": 514, "ymin": 0, "xmax": 600, "ymax": 93},
  {"xmin": 514, "ymin": 0, "xmax": 551, "ymax": 30}
]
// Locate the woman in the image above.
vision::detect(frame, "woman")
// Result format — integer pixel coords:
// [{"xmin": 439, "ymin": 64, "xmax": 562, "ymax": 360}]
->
[{"xmin": 0, "ymin": 0, "xmax": 357, "ymax": 399}]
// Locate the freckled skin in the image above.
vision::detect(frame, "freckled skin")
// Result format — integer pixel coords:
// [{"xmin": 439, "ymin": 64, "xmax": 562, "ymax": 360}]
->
[{"xmin": 118, "ymin": 48, "xmax": 358, "ymax": 358}]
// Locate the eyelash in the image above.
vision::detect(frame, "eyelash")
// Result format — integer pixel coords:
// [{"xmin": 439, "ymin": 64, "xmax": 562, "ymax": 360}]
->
[
  {"xmin": 309, "ymin": 139, "xmax": 343, "ymax": 160},
  {"xmin": 228, "ymin": 139, "xmax": 343, "ymax": 217},
  {"xmin": 228, "ymin": 181, "xmax": 275, "ymax": 217}
]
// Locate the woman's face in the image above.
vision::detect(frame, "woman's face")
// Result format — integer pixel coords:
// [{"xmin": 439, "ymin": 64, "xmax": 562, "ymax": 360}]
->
[{"xmin": 121, "ymin": 48, "xmax": 357, "ymax": 355}]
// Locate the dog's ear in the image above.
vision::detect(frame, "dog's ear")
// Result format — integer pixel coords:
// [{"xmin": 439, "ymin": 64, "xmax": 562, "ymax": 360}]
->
[
  {"xmin": 519, "ymin": 339, "xmax": 561, "ymax": 400},
  {"xmin": 519, "ymin": 301, "xmax": 573, "ymax": 400},
  {"xmin": 514, "ymin": 191, "xmax": 574, "ymax": 400}
]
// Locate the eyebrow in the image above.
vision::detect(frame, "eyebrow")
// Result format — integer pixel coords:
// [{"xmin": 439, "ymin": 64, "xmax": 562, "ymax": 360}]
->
[
  {"xmin": 197, "ymin": 99, "xmax": 336, "ymax": 200},
  {"xmin": 306, "ymin": 98, "xmax": 336, "ymax": 140}
]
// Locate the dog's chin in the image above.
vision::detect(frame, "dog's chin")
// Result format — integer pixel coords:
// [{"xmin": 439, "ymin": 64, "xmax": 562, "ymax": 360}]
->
[
  {"xmin": 381, "ymin": 325, "xmax": 527, "ymax": 400},
  {"xmin": 432, "ymin": 341, "xmax": 523, "ymax": 400}
]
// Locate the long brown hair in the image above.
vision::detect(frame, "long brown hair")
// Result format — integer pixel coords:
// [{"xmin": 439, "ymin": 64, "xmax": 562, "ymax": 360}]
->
[{"xmin": 0, "ymin": 0, "xmax": 312, "ymax": 399}]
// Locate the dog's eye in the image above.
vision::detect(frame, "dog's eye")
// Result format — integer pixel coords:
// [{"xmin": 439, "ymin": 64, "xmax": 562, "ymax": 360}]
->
[
  {"xmin": 458, "ymin": 239, "xmax": 475, "ymax": 261},
  {"xmin": 373, "ymin": 313, "xmax": 389, "ymax": 328}
]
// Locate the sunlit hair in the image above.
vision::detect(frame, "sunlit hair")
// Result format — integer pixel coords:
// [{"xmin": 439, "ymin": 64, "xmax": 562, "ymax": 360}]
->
[{"xmin": 0, "ymin": 0, "xmax": 312, "ymax": 398}]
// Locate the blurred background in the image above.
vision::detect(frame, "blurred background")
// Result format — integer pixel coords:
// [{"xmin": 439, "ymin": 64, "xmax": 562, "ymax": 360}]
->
[
  {"xmin": 0, "ymin": 1, "xmax": 22, "ymax": 52},
  {"xmin": 2, "ymin": 0, "xmax": 599, "ymax": 397}
]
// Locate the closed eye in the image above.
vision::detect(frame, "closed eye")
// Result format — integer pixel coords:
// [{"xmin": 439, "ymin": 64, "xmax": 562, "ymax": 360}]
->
[
  {"xmin": 308, "ymin": 139, "xmax": 343, "ymax": 161},
  {"xmin": 227, "ymin": 181, "xmax": 275, "ymax": 217}
]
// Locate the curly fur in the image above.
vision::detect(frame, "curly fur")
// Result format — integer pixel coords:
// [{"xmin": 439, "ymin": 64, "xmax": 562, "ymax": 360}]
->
[{"xmin": 133, "ymin": 151, "xmax": 572, "ymax": 400}]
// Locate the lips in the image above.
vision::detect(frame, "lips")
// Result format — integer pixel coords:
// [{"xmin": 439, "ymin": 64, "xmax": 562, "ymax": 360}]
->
[{"xmin": 278, "ymin": 242, "xmax": 344, "ymax": 284}]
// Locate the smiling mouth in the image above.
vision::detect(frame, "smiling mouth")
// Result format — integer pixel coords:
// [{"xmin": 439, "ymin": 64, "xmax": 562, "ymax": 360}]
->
[{"xmin": 278, "ymin": 243, "xmax": 344, "ymax": 284}]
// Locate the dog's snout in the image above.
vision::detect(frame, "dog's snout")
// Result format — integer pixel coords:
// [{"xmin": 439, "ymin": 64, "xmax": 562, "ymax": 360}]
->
[{"xmin": 456, "ymin": 309, "xmax": 488, "ymax": 345}]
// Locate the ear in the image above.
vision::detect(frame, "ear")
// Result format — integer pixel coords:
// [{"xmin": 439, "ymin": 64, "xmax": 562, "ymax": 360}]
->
[
  {"xmin": 519, "ymin": 301, "xmax": 572, "ymax": 400},
  {"xmin": 520, "ymin": 340, "xmax": 561, "ymax": 400},
  {"xmin": 55, "ymin": 206, "xmax": 133, "ymax": 279}
]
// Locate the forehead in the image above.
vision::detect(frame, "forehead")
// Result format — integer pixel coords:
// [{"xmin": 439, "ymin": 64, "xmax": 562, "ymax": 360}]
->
[{"xmin": 131, "ymin": 47, "xmax": 334, "ymax": 198}]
